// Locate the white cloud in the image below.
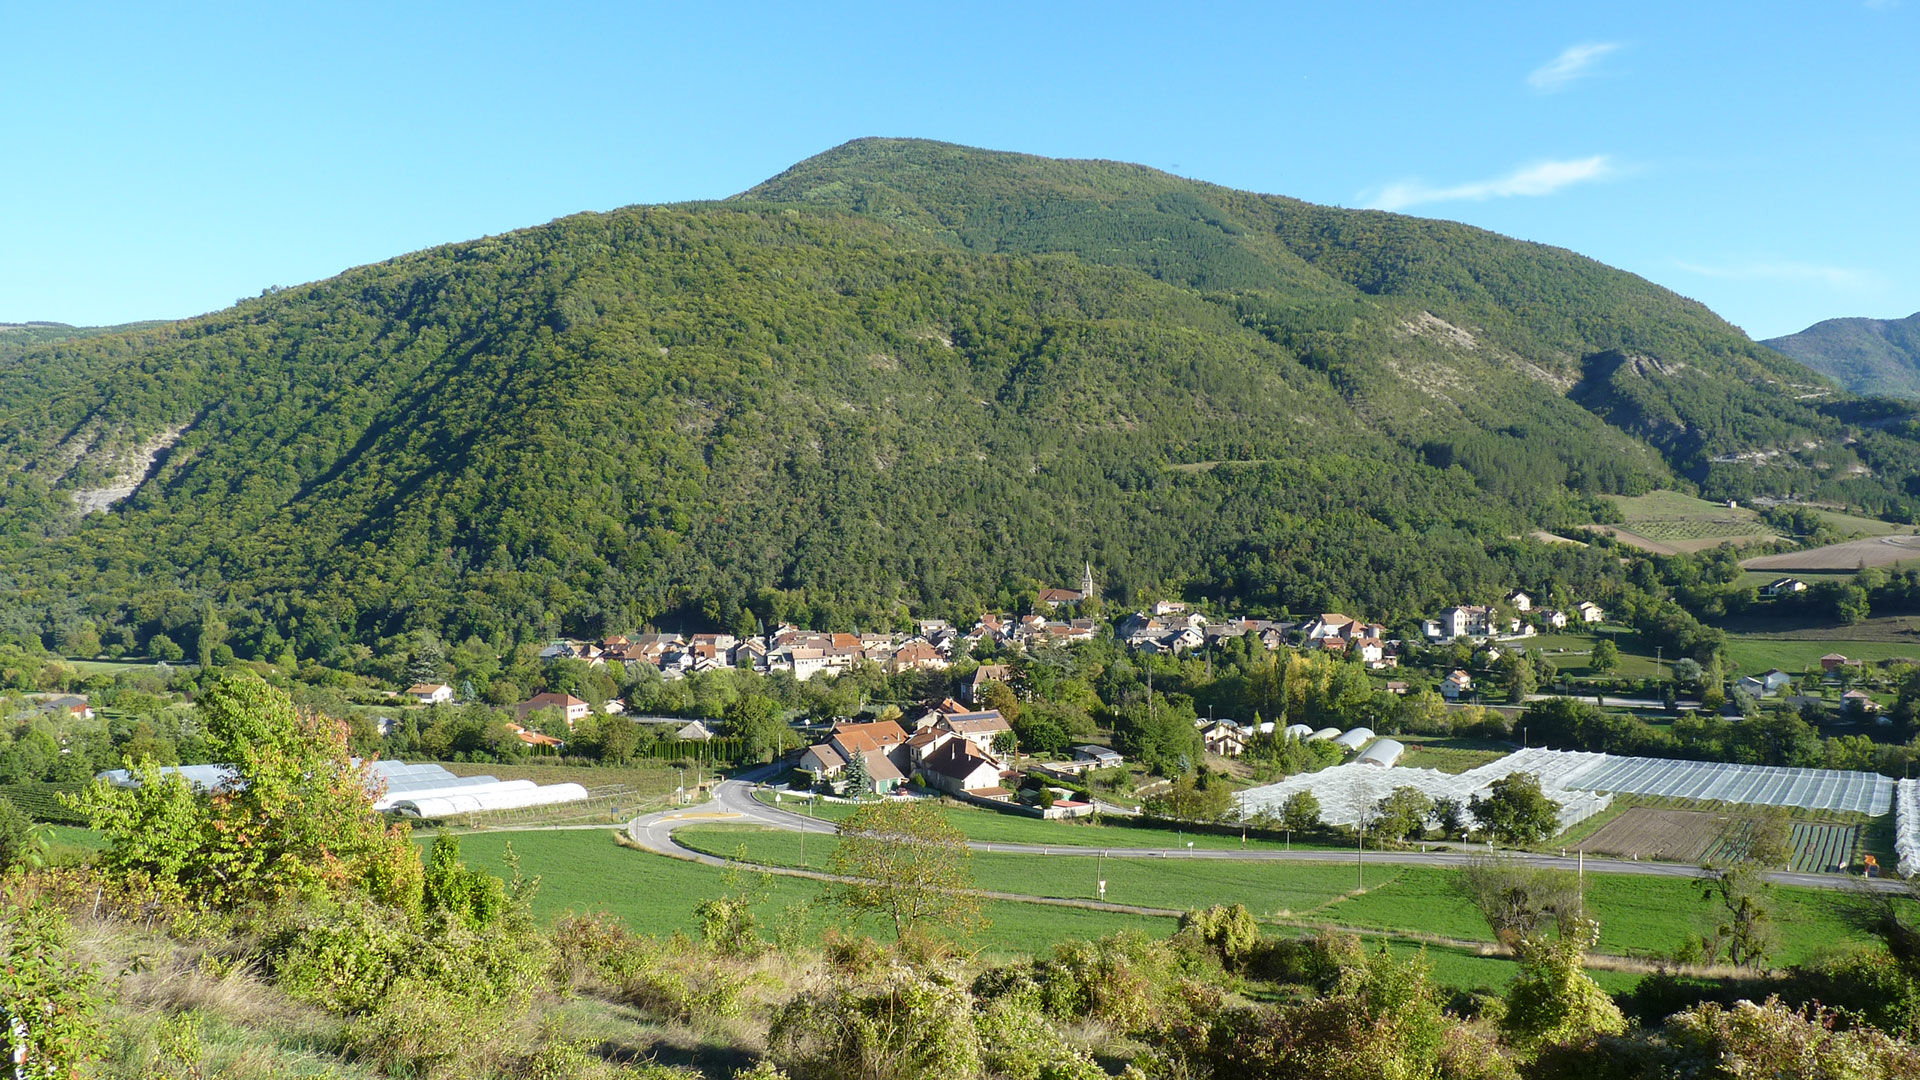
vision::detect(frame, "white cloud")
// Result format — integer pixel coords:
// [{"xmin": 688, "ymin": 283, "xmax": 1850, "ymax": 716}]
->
[
  {"xmin": 1672, "ymin": 259, "xmax": 1873, "ymax": 289},
  {"xmin": 1528, "ymin": 42, "xmax": 1623, "ymax": 91},
  {"xmin": 1365, "ymin": 156, "xmax": 1614, "ymax": 212}
]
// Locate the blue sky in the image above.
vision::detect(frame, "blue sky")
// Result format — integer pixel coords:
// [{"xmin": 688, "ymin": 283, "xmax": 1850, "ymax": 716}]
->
[{"xmin": 2, "ymin": 1, "xmax": 1913, "ymax": 339}]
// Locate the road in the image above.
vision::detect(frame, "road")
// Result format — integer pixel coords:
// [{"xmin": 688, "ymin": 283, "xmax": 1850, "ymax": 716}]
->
[
  {"xmin": 1522, "ymin": 693, "xmax": 1701, "ymax": 711},
  {"xmin": 624, "ymin": 772, "xmax": 1907, "ymax": 895}
]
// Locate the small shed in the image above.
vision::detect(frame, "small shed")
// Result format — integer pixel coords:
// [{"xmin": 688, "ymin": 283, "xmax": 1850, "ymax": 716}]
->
[
  {"xmin": 1332, "ymin": 727, "xmax": 1374, "ymax": 751},
  {"xmin": 1354, "ymin": 739, "xmax": 1405, "ymax": 768}
]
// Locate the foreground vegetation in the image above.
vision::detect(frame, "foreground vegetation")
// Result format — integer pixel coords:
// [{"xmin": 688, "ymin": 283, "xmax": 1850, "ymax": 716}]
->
[{"xmin": 11, "ymin": 673, "xmax": 1920, "ymax": 1078}]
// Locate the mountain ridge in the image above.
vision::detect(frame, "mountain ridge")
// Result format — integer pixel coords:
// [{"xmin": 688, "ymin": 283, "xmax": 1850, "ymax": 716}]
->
[
  {"xmin": 0, "ymin": 138, "xmax": 1913, "ymax": 659},
  {"xmin": 1766, "ymin": 311, "xmax": 1920, "ymax": 400}
]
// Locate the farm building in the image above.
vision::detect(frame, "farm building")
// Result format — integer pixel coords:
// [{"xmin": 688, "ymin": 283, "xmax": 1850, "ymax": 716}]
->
[{"xmin": 1354, "ymin": 739, "xmax": 1404, "ymax": 768}]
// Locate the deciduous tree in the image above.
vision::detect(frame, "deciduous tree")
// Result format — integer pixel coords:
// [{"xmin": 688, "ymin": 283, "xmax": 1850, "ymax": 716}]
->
[
  {"xmin": 1468, "ymin": 772, "xmax": 1561, "ymax": 846},
  {"xmin": 826, "ymin": 799, "xmax": 981, "ymax": 942}
]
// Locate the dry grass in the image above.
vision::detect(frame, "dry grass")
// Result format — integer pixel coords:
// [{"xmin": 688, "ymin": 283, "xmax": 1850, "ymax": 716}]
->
[{"xmin": 1744, "ymin": 534, "xmax": 1920, "ymax": 572}]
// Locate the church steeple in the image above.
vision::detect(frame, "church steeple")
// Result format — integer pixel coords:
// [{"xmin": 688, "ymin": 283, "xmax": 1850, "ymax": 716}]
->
[{"xmin": 1081, "ymin": 562, "xmax": 1096, "ymax": 600}]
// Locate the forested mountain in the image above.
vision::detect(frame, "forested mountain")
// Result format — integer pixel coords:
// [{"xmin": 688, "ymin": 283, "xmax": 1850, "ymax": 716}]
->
[
  {"xmin": 1766, "ymin": 311, "xmax": 1920, "ymax": 400},
  {"xmin": 1, "ymin": 138, "xmax": 1917, "ymax": 660},
  {"xmin": 0, "ymin": 321, "xmax": 158, "ymax": 363}
]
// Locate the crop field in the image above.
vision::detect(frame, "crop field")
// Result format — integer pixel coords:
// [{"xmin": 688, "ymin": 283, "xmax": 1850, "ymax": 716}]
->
[
  {"xmin": 1744, "ymin": 534, "xmax": 1920, "ymax": 572},
  {"xmin": 1786, "ymin": 822, "xmax": 1859, "ymax": 873},
  {"xmin": 1553, "ymin": 806, "xmax": 1859, "ymax": 874},
  {"xmin": 0, "ymin": 782, "xmax": 90, "ymax": 824},
  {"xmin": 1598, "ymin": 490, "xmax": 1780, "ymax": 552},
  {"xmin": 1572, "ymin": 807, "xmax": 1731, "ymax": 863}
]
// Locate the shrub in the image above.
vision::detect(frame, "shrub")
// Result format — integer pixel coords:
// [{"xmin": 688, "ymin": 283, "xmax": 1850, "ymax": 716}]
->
[
  {"xmin": 1177, "ymin": 903, "xmax": 1262, "ymax": 971},
  {"xmin": 974, "ymin": 930, "xmax": 1204, "ymax": 1035},
  {"xmin": 1500, "ymin": 929, "xmax": 1626, "ymax": 1054},
  {"xmin": 0, "ymin": 900, "xmax": 101, "ymax": 1078},
  {"xmin": 770, "ymin": 964, "xmax": 982, "ymax": 1080}
]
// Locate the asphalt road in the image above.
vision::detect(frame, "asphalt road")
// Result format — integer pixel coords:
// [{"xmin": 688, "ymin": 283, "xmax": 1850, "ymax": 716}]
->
[{"xmin": 625, "ymin": 774, "xmax": 1908, "ymax": 895}]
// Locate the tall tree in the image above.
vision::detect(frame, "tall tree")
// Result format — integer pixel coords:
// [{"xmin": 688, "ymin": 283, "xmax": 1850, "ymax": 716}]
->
[
  {"xmin": 71, "ymin": 672, "xmax": 423, "ymax": 910},
  {"xmin": 1468, "ymin": 772, "xmax": 1562, "ymax": 846}
]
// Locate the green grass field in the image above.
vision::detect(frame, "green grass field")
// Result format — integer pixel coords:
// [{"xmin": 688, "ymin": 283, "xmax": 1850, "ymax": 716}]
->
[
  {"xmin": 673, "ymin": 824, "xmax": 1902, "ymax": 971},
  {"xmin": 430, "ymin": 828, "xmax": 1171, "ymax": 961},
  {"xmin": 1812, "ymin": 508, "xmax": 1914, "ymax": 539},
  {"xmin": 437, "ymin": 828, "xmax": 1558, "ymax": 991},
  {"xmin": 754, "ymin": 790, "xmax": 1347, "ymax": 851},
  {"xmin": 1393, "ymin": 738, "xmax": 1512, "ymax": 774},
  {"xmin": 1721, "ymin": 636, "xmax": 1920, "ymax": 675}
]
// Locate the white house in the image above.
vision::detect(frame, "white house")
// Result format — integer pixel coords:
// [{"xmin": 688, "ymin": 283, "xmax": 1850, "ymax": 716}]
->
[
  {"xmin": 1507, "ymin": 590, "xmax": 1533, "ymax": 612},
  {"xmin": 1575, "ymin": 601, "xmax": 1605, "ymax": 624},
  {"xmin": 1762, "ymin": 577, "xmax": 1809, "ymax": 598},
  {"xmin": 1441, "ymin": 669, "xmax": 1473, "ymax": 701},
  {"xmin": 405, "ymin": 683, "xmax": 454, "ymax": 705}
]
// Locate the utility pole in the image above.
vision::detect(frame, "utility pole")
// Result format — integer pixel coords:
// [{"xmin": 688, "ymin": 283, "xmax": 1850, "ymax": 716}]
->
[{"xmin": 1356, "ymin": 816, "xmax": 1367, "ymax": 890}]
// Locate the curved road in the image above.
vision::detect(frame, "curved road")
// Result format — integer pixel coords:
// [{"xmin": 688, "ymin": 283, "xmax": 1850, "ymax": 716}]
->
[{"xmin": 626, "ymin": 772, "xmax": 1908, "ymax": 895}]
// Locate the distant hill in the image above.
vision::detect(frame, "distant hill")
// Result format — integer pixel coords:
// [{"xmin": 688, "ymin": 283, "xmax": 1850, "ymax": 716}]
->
[
  {"xmin": 0, "ymin": 320, "xmax": 167, "ymax": 364},
  {"xmin": 0, "ymin": 137, "xmax": 1915, "ymax": 657},
  {"xmin": 1765, "ymin": 312, "xmax": 1920, "ymax": 400}
]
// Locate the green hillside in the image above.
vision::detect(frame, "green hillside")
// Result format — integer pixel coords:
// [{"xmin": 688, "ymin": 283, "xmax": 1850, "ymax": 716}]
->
[
  {"xmin": 0, "ymin": 320, "xmax": 160, "ymax": 363},
  {"xmin": 0, "ymin": 138, "xmax": 1917, "ymax": 659},
  {"xmin": 1766, "ymin": 311, "xmax": 1920, "ymax": 400}
]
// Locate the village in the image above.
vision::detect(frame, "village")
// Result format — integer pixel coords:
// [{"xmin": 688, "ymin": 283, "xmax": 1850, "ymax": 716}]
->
[{"xmin": 405, "ymin": 575, "xmax": 1636, "ymax": 804}]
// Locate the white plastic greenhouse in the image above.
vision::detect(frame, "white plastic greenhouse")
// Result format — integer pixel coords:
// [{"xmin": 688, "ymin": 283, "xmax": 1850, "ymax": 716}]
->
[
  {"xmin": 1235, "ymin": 748, "xmax": 1613, "ymax": 835},
  {"xmin": 389, "ymin": 782, "xmax": 590, "ymax": 818},
  {"xmin": 99, "ymin": 764, "xmax": 239, "ymax": 792},
  {"xmin": 1236, "ymin": 744, "xmax": 1899, "ymax": 842},
  {"xmin": 1896, "ymin": 779, "xmax": 1920, "ymax": 877},
  {"xmin": 1354, "ymin": 739, "xmax": 1404, "ymax": 768},
  {"xmin": 1283, "ymin": 724, "xmax": 1314, "ymax": 741},
  {"xmin": 1553, "ymin": 754, "xmax": 1894, "ymax": 815},
  {"xmin": 97, "ymin": 759, "xmax": 591, "ymax": 819},
  {"xmin": 1308, "ymin": 727, "xmax": 1341, "ymax": 741},
  {"xmin": 1332, "ymin": 727, "xmax": 1374, "ymax": 751}
]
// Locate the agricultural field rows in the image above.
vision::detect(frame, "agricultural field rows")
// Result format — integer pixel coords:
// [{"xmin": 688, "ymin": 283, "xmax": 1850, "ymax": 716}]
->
[{"xmin": 0, "ymin": 781, "xmax": 90, "ymax": 824}]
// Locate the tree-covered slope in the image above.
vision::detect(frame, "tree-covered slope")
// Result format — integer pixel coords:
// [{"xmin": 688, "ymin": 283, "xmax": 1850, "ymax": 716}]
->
[
  {"xmin": 0, "ymin": 321, "xmax": 159, "ymax": 363},
  {"xmin": 746, "ymin": 140, "xmax": 1920, "ymax": 501},
  {"xmin": 0, "ymin": 139, "xmax": 1915, "ymax": 658},
  {"xmin": 1766, "ymin": 311, "xmax": 1920, "ymax": 400}
]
